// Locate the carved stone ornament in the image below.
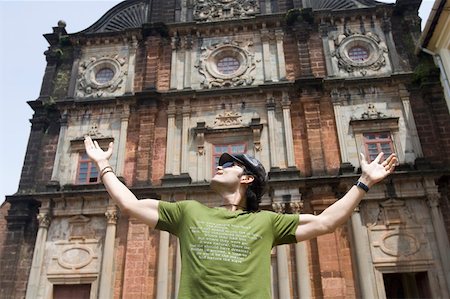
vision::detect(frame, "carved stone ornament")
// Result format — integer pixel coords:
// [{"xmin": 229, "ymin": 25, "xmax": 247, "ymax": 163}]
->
[
  {"xmin": 37, "ymin": 213, "xmax": 51, "ymax": 228},
  {"xmin": 196, "ymin": 41, "xmax": 256, "ymax": 89},
  {"xmin": 332, "ymin": 30, "xmax": 387, "ymax": 76},
  {"xmin": 360, "ymin": 103, "xmax": 387, "ymax": 120},
  {"xmin": 76, "ymin": 54, "xmax": 127, "ymax": 98},
  {"xmin": 213, "ymin": 111, "xmax": 243, "ymax": 127},
  {"xmin": 194, "ymin": 0, "xmax": 259, "ymax": 22},
  {"xmin": 105, "ymin": 210, "xmax": 119, "ymax": 225}
]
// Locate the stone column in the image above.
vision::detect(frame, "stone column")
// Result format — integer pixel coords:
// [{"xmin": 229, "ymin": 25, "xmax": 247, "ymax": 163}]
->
[
  {"xmin": 266, "ymin": 96, "xmax": 278, "ymax": 168},
  {"xmin": 25, "ymin": 212, "xmax": 51, "ymax": 299},
  {"xmin": 181, "ymin": 100, "xmax": 190, "ymax": 174},
  {"xmin": 276, "ymin": 245, "xmax": 291, "ymax": 299},
  {"xmin": 165, "ymin": 101, "xmax": 176, "ymax": 174},
  {"xmin": 170, "ymin": 37, "xmax": 179, "ymax": 89},
  {"xmin": 98, "ymin": 207, "xmax": 119, "ymax": 299},
  {"xmin": 275, "ymin": 30, "xmax": 286, "ymax": 81},
  {"xmin": 261, "ymin": 30, "xmax": 272, "ymax": 82},
  {"xmin": 115, "ymin": 104, "xmax": 130, "ymax": 177},
  {"xmin": 320, "ymin": 23, "xmax": 334, "ymax": 77},
  {"xmin": 183, "ymin": 36, "xmax": 192, "ymax": 88},
  {"xmin": 156, "ymin": 231, "xmax": 171, "ymax": 299},
  {"xmin": 67, "ymin": 47, "xmax": 81, "ymax": 98},
  {"xmin": 331, "ymin": 97, "xmax": 349, "ymax": 163},
  {"xmin": 281, "ymin": 92, "xmax": 295, "ymax": 167},
  {"xmin": 350, "ymin": 206, "xmax": 379, "ymax": 298},
  {"xmin": 175, "ymin": 240, "xmax": 182, "ymax": 297},
  {"xmin": 265, "ymin": 0, "xmax": 271, "ymax": 14},
  {"xmin": 272, "ymin": 202, "xmax": 291, "ymax": 298},
  {"xmin": 382, "ymin": 16, "xmax": 402, "ymax": 73},
  {"xmin": 125, "ymin": 39, "xmax": 138, "ymax": 94},
  {"xmin": 50, "ymin": 112, "xmax": 68, "ymax": 181},
  {"xmin": 290, "ymin": 201, "xmax": 312, "ymax": 298},
  {"xmin": 427, "ymin": 193, "xmax": 450, "ymax": 293},
  {"xmin": 399, "ymin": 85, "xmax": 423, "ymax": 160}
]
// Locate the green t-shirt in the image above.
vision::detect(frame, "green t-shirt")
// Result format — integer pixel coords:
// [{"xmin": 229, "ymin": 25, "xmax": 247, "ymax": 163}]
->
[{"xmin": 156, "ymin": 200, "xmax": 299, "ymax": 298}]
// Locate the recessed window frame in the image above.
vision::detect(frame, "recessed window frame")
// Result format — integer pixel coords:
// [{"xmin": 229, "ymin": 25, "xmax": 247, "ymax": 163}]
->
[
  {"xmin": 363, "ymin": 132, "xmax": 394, "ymax": 162},
  {"xmin": 349, "ymin": 116, "xmax": 402, "ymax": 166},
  {"xmin": 76, "ymin": 152, "xmax": 99, "ymax": 185},
  {"xmin": 212, "ymin": 143, "xmax": 247, "ymax": 174},
  {"xmin": 70, "ymin": 136, "xmax": 114, "ymax": 186}
]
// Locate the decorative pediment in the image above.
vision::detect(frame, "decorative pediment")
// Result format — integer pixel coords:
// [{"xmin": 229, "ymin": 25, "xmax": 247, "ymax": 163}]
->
[{"xmin": 70, "ymin": 123, "xmax": 114, "ymax": 151}]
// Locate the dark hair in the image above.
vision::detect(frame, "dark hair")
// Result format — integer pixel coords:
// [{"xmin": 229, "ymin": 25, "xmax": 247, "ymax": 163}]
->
[{"xmin": 243, "ymin": 169, "xmax": 266, "ymax": 212}]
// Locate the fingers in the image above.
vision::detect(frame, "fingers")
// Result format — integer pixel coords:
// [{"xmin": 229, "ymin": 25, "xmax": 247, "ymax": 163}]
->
[
  {"xmin": 382, "ymin": 154, "xmax": 397, "ymax": 173},
  {"xmin": 360, "ymin": 153, "xmax": 368, "ymax": 167},
  {"xmin": 373, "ymin": 152, "xmax": 384, "ymax": 163},
  {"xmin": 84, "ymin": 135, "xmax": 94, "ymax": 149},
  {"xmin": 106, "ymin": 142, "xmax": 114, "ymax": 157}
]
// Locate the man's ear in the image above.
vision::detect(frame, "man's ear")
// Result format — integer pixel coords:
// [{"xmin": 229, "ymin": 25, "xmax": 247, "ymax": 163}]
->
[{"xmin": 240, "ymin": 175, "xmax": 255, "ymax": 184}]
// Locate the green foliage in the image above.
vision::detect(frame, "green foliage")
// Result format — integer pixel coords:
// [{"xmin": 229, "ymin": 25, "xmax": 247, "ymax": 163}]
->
[
  {"xmin": 412, "ymin": 56, "xmax": 441, "ymax": 86},
  {"xmin": 285, "ymin": 8, "xmax": 314, "ymax": 26}
]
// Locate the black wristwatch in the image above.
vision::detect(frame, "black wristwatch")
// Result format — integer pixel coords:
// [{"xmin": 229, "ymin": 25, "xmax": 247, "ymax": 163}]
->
[{"xmin": 355, "ymin": 181, "xmax": 369, "ymax": 192}]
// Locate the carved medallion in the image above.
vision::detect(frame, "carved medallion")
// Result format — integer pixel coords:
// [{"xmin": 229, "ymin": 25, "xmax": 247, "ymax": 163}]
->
[
  {"xmin": 197, "ymin": 41, "xmax": 256, "ymax": 88},
  {"xmin": 332, "ymin": 30, "xmax": 387, "ymax": 76},
  {"xmin": 76, "ymin": 54, "xmax": 127, "ymax": 97}
]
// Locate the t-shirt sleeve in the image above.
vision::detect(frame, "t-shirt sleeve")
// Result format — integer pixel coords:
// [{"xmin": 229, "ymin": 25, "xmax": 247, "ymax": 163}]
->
[
  {"xmin": 155, "ymin": 201, "xmax": 185, "ymax": 236},
  {"xmin": 272, "ymin": 213, "xmax": 299, "ymax": 246}
]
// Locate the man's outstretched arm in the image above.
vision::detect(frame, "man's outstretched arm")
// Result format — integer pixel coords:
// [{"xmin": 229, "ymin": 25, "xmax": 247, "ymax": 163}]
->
[
  {"xmin": 295, "ymin": 152, "xmax": 397, "ymax": 242},
  {"xmin": 84, "ymin": 136, "xmax": 159, "ymax": 228}
]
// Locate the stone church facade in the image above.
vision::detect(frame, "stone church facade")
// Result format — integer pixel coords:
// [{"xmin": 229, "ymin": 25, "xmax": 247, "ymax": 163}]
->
[{"xmin": 1, "ymin": 0, "xmax": 449, "ymax": 298}]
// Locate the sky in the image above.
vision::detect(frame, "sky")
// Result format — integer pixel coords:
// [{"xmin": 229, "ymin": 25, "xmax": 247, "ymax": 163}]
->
[{"xmin": 0, "ymin": 0, "xmax": 435, "ymax": 205}]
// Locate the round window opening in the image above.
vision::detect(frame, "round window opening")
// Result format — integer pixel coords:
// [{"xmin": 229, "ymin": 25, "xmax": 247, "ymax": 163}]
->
[
  {"xmin": 348, "ymin": 46, "xmax": 369, "ymax": 62},
  {"xmin": 95, "ymin": 68, "xmax": 115, "ymax": 84},
  {"xmin": 216, "ymin": 57, "xmax": 240, "ymax": 75}
]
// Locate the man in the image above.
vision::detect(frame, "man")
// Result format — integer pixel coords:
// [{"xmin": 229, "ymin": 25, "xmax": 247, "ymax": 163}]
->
[{"xmin": 84, "ymin": 136, "xmax": 397, "ymax": 298}]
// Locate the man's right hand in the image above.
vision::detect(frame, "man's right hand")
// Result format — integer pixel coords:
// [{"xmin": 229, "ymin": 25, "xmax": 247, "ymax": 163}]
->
[{"xmin": 84, "ymin": 136, "xmax": 114, "ymax": 165}]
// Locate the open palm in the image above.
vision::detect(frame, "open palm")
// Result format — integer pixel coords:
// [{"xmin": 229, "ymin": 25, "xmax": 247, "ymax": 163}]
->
[
  {"xmin": 360, "ymin": 152, "xmax": 397, "ymax": 186},
  {"xmin": 84, "ymin": 136, "xmax": 114, "ymax": 163}
]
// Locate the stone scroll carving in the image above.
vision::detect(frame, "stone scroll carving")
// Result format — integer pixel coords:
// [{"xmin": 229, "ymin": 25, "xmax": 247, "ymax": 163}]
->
[{"xmin": 194, "ymin": 0, "xmax": 259, "ymax": 22}]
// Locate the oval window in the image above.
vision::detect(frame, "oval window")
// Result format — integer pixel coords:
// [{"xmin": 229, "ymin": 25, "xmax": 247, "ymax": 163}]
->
[
  {"xmin": 348, "ymin": 46, "xmax": 369, "ymax": 62},
  {"xmin": 216, "ymin": 57, "xmax": 240, "ymax": 75},
  {"xmin": 95, "ymin": 68, "xmax": 114, "ymax": 84}
]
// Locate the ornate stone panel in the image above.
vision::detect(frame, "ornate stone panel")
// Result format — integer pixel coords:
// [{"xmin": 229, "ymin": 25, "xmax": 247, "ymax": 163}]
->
[
  {"xmin": 194, "ymin": 0, "xmax": 259, "ymax": 22},
  {"xmin": 366, "ymin": 199, "xmax": 433, "ymax": 266},
  {"xmin": 331, "ymin": 30, "xmax": 389, "ymax": 76},
  {"xmin": 76, "ymin": 54, "xmax": 127, "ymax": 98},
  {"xmin": 196, "ymin": 41, "xmax": 256, "ymax": 88}
]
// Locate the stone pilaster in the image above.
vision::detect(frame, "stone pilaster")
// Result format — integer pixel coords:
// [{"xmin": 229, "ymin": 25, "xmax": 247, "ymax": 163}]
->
[
  {"xmin": 116, "ymin": 104, "xmax": 130, "ymax": 177},
  {"xmin": 275, "ymin": 30, "xmax": 286, "ymax": 80},
  {"xmin": 350, "ymin": 206, "xmax": 379, "ymax": 298},
  {"xmin": 290, "ymin": 201, "xmax": 312, "ymax": 299},
  {"xmin": 156, "ymin": 230, "xmax": 170, "ymax": 299},
  {"xmin": 282, "ymin": 92, "xmax": 295, "ymax": 167},
  {"xmin": 98, "ymin": 207, "xmax": 119, "ymax": 299},
  {"xmin": 25, "ymin": 211, "xmax": 51, "ymax": 299},
  {"xmin": 266, "ymin": 96, "xmax": 278, "ymax": 168}
]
